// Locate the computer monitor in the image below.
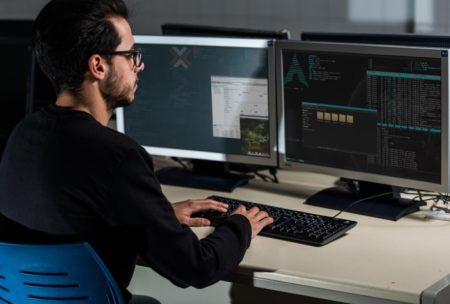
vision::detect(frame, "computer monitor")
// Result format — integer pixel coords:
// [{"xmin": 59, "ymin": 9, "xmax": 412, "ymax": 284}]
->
[
  {"xmin": 0, "ymin": 20, "xmax": 34, "ymax": 38},
  {"xmin": 276, "ymin": 40, "xmax": 449, "ymax": 220},
  {"xmin": 162, "ymin": 23, "xmax": 291, "ymax": 40},
  {"xmin": 0, "ymin": 20, "xmax": 56, "ymax": 160},
  {"xmin": 116, "ymin": 35, "xmax": 277, "ymax": 191},
  {"xmin": 26, "ymin": 53, "xmax": 57, "ymax": 113},
  {"xmin": 301, "ymin": 32, "xmax": 450, "ymax": 48},
  {"xmin": 0, "ymin": 36, "xmax": 31, "ymax": 159}
]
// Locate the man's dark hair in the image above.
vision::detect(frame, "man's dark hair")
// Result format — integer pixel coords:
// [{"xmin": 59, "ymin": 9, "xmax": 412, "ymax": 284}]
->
[{"xmin": 32, "ymin": 0, "xmax": 129, "ymax": 97}]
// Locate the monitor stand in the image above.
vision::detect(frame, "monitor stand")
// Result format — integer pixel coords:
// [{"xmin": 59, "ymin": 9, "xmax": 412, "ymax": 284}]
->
[
  {"xmin": 304, "ymin": 180, "xmax": 425, "ymax": 220},
  {"xmin": 155, "ymin": 159, "xmax": 253, "ymax": 192}
]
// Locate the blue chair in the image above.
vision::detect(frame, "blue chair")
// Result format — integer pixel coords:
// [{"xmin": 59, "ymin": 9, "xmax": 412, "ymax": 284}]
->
[{"xmin": 0, "ymin": 242, "xmax": 125, "ymax": 303}]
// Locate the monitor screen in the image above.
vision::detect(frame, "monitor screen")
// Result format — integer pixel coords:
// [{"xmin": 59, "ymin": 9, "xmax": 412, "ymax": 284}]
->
[
  {"xmin": 162, "ymin": 23, "xmax": 291, "ymax": 40},
  {"xmin": 301, "ymin": 32, "xmax": 450, "ymax": 48},
  {"xmin": 116, "ymin": 35, "xmax": 277, "ymax": 169},
  {"xmin": 276, "ymin": 41, "xmax": 449, "ymax": 219}
]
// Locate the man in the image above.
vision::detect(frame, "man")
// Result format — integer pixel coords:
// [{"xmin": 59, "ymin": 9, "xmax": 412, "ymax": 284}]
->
[{"xmin": 0, "ymin": 0, "xmax": 273, "ymax": 303}]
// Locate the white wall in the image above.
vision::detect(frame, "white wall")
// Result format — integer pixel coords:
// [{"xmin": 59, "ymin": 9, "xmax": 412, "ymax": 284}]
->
[
  {"xmin": 430, "ymin": 0, "xmax": 450, "ymax": 34},
  {"xmin": 0, "ymin": 0, "xmax": 47, "ymax": 19},
  {"xmin": 125, "ymin": 0, "xmax": 412, "ymax": 38},
  {"xmin": 1, "ymin": 0, "xmax": 441, "ymax": 39}
]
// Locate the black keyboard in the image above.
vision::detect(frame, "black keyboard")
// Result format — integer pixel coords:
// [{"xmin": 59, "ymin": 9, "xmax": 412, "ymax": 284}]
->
[{"xmin": 198, "ymin": 195, "xmax": 357, "ymax": 246}]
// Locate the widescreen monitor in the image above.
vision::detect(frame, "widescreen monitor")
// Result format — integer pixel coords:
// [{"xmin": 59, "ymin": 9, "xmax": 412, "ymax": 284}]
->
[
  {"xmin": 162, "ymin": 23, "xmax": 291, "ymax": 40},
  {"xmin": 276, "ymin": 40, "xmax": 449, "ymax": 220},
  {"xmin": 301, "ymin": 32, "xmax": 450, "ymax": 48},
  {"xmin": 116, "ymin": 36, "xmax": 277, "ymax": 191}
]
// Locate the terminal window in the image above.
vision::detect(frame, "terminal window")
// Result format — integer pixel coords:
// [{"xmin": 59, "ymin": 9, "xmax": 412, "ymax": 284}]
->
[{"xmin": 283, "ymin": 50, "xmax": 442, "ymax": 183}]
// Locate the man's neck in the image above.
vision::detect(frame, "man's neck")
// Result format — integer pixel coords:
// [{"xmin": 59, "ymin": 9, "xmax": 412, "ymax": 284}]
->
[{"xmin": 55, "ymin": 91, "xmax": 113, "ymax": 126}]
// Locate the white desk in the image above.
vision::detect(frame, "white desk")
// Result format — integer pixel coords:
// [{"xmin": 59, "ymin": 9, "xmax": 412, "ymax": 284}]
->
[{"xmin": 159, "ymin": 168, "xmax": 450, "ymax": 304}]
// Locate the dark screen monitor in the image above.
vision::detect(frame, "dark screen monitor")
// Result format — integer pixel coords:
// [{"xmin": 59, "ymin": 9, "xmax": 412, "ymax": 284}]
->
[
  {"xmin": 276, "ymin": 40, "xmax": 448, "ymax": 220},
  {"xmin": 0, "ymin": 20, "xmax": 56, "ymax": 160},
  {"xmin": 0, "ymin": 36, "xmax": 31, "ymax": 159},
  {"xmin": 26, "ymin": 54, "xmax": 56, "ymax": 113},
  {"xmin": 162, "ymin": 23, "xmax": 290, "ymax": 40},
  {"xmin": 116, "ymin": 36, "xmax": 278, "ymax": 191},
  {"xmin": 301, "ymin": 32, "xmax": 450, "ymax": 48},
  {"xmin": 0, "ymin": 20, "xmax": 34, "ymax": 38}
]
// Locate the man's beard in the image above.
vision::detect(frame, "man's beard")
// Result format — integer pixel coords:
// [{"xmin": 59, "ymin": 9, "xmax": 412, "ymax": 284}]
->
[{"xmin": 100, "ymin": 68, "xmax": 136, "ymax": 110}]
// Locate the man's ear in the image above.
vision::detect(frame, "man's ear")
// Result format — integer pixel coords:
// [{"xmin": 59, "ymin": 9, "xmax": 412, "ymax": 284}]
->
[{"xmin": 87, "ymin": 54, "xmax": 107, "ymax": 80}]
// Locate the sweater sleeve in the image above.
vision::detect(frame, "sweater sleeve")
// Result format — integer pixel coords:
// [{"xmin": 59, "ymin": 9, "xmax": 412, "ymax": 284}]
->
[{"xmin": 109, "ymin": 147, "xmax": 252, "ymax": 288}]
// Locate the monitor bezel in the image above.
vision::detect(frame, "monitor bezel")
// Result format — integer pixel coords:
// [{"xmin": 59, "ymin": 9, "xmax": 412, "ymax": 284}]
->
[
  {"xmin": 161, "ymin": 22, "xmax": 291, "ymax": 40},
  {"xmin": 300, "ymin": 32, "xmax": 450, "ymax": 48},
  {"xmin": 276, "ymin": 40, "xmax": 450, "ymax": 193},
  {"xmin": 116, "ymin": 35, "xmax": 278, "ymax": 167}
]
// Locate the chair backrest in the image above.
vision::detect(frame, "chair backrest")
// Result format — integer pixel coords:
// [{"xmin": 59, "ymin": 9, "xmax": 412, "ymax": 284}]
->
[{"xmin": 0, "ymin": 242, "xmax": 125, "ymax": 304}]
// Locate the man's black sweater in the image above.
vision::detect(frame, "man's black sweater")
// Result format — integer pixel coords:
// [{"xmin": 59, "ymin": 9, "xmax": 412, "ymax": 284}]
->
[{"xmin": 0, "ymin": 105, "xmax": 251, "ymax": 302}]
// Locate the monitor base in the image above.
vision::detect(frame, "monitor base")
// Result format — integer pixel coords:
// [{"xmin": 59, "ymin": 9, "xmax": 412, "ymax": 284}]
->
[
  {"xmin": 155, "ymin": 166, "xmax": 253, "ymax": 192},
  {"xmin": 305, "ymin": 185, "xmax": 425, "ymax": 221}
]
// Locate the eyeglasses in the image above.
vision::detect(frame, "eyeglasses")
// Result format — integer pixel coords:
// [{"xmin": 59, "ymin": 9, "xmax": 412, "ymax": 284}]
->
[{"xmin": 98, "ymin": 49, "xmax": 143, "ymax": 68}]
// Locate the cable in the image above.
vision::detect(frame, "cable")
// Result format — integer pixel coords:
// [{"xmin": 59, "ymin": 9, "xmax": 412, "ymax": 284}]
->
[
  {"xmin": 428, "ymin": 192, "xmax": 450, "ymax": 213},
  {"xmin": 390, "ymin": 189, "xmax": 450, "ymax": 213},
  {"xmin": 332, "ymin": 191, "xmax": 394, "ymax": 218},
  {"xmin": 269, "ymin": 167, "xmax": 279, "ymax": 183},
  {"xmin": 253, "ymin": 170, "xmax": 279, "ymax": 183},
  {"xmin": 172, "ymin": 157, "xmax": 189, "ymax": 170},
  {"xmin": 417, "ymin": 190, "xmax": 423, "ymax": 202}
]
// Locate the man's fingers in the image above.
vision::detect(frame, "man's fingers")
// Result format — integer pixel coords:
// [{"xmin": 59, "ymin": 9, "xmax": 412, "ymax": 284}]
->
[
  {"xmin": 259, "ymin": 216, "xmax": 274, "ymax": 226},
  {"xmin": 187, "ymin": 199, "xmax": 228, "ymax": 213},
  {"xmin": 255, "ymin": 210, "xmax": 270, "ymax": 221},
  {"xmin": 187, "ymin": 217, "xmax": 211, "ymax": 227}
]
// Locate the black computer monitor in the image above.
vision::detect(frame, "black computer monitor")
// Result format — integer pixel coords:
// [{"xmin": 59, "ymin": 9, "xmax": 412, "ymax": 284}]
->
[
  {"xmin": 0, "ymin": 20, "xmax": 34, "ymax": 38},
  {"xmin": 162, "ymin": 23, "xmax": 290, "ymax": 40},
  {"xmin": 0, "ymin": 36, "xmax": 31, "ymax": 159},
  {"xmin": 26, "ymin": 53, "xmax": 56, "ymax": 113},
  {"xmin": 0, "ymin": 20, "xmax": 56, "ymax": 160},
  {"xmin": 116, "ymin": 36, "xmax": 278, "ymax": 192},
  {"xmin": 301, "ymin": 32, "xmax": 450, "ymax": 48},
  {"xmin": 276, "ymin": 40, "xmax": 448, "ymax": 220}
]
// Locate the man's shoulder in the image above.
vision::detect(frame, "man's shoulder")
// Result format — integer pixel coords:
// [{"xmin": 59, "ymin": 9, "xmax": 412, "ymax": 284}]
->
[
  {"xmin": 82, "ymin": 123, "xmax": 149, "ymax": 162},
  {"xmin": 91, "ymin": 124, "xmax": 137, "ymax": 148}
]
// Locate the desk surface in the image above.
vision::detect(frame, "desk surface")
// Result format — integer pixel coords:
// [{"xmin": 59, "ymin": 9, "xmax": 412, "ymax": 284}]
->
[{"xmin": 159, "ymin": 164, "xmax": 450, "ymax": 304}]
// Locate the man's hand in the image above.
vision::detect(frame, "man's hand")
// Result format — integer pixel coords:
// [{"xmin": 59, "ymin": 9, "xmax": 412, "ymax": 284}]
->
[
  {"xmin": 232, "ymin": 205, "xmax": 274, "ymax": 238},
  {"xmin": 172, "ymin": 199, "xmax": 228, "ymax": 227}
]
